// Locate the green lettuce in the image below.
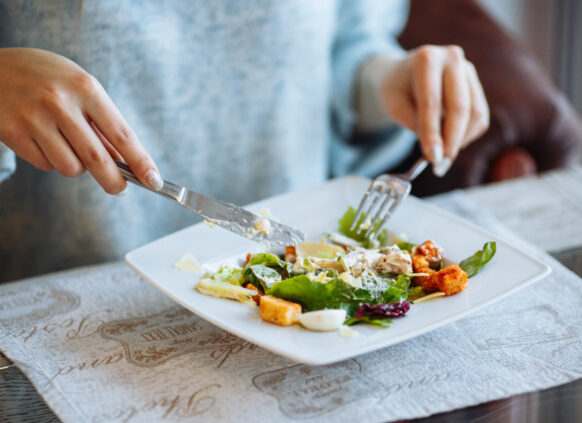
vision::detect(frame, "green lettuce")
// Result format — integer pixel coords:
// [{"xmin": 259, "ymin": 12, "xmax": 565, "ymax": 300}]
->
[
  {"xmin": 244, "ymin": 253, "xmax": 284, "ymax": 270},
  {"xmin": 459, "ymin": 242, "xmax": 496, "ymax": 278},
  {"xmin": 266, "ymin": 273, "xmax": 410, "ymax": 317},
  {"xmin": 344, "ymin": 316, "xmax": 392, "ymax": 328},
  {"xmin": 380, "ymin": 274, "xmax": 411, "ymax": 303},
  {"xmin": 244, "ymin": 265, "xmax": 282, "ymax": 292},
  {"xmin": 266, "ymin": 275, "xmax": 372, "ymax": 316},
  {"xmin": 195, "ymin": 279, "xmax": 257, "ymax": 305},
  {"xmin": 338, "ymin": 207, "xmax": 388, "ymax": 247},
  {"xmin": 397, "ymin": 241, "xmax": 416, "ymax": 252},
  {"xmin": 201, "ymin": 266, "xmax": 243, "ymax": 286},
  {"xmin": 243, "ymin": 253, "xmax": 292, "ymax": 292}
]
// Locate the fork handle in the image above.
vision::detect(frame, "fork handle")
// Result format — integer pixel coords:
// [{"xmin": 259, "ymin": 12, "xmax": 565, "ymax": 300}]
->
[
  {"xmin": 114, "ymin": 160, "xmax": 185, "ymax": 202},
  {"xmin": 402, "ymin": 158, "xmax": 429, "ymax": 181}
]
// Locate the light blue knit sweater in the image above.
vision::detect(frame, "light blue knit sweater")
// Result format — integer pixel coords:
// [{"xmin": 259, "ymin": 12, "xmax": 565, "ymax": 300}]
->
[{"xmin": 0, "ymin": 0, "xmax": 413, "ymax": 281}]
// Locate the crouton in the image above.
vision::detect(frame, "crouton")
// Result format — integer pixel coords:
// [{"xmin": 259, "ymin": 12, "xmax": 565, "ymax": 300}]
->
[
  {"xmin": 436, "ymin": 264, "xmax": 468, "ymax": 296},
  {"xmin": 285, "ymin": 246, "xmax": 297, "ymax": 263},
  {"xmin": 412, "ymin": 254, "xmax": 437, "ymax": 288},
  {"xmin": 415, "ymin": 240, "xmax": 444, "ymax": 267},
  {"xmin": 259, "ymin": 295, "xmax": 301, "ymax": 326}
]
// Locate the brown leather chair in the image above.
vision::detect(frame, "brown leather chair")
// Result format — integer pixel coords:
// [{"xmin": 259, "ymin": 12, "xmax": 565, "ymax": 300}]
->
[{"xmin": 387, "ymin": 0, "xmax": 582, "ymax": 196}]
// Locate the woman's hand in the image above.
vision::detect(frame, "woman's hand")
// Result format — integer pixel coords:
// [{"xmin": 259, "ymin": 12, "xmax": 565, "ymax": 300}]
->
[
  {"xmin": 382, "ymin": 45, "xmax": 490, "ymax": 176},
  {"xmin": 0, "ymin": 48, "xmax": 162, "ymax": 194}
]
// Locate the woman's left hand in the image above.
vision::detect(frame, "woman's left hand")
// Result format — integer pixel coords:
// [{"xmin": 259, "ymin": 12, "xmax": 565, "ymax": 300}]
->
[{"xmin": 381, "ymin": 45, "xmax": 490, "ymax": 176}]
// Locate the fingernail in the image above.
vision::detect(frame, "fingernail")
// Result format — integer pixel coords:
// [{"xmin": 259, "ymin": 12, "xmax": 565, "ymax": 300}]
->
[
  {"xmin": 433, "ymin": 157, "xmax": 452, "ymax": 177},
  {"xmin": 430, "ymin": 144, "xmax": 443, "ymax": 164},
  {"xmin": 146, "ymin": 169, "xmax": 164, "ymax": 191},
  {"xmin": 116, "ymin": 187, "xmax": 128, "ymax": 197}
]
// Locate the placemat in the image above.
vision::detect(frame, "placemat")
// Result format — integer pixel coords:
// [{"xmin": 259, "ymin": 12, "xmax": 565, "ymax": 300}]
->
[{"xmin": 1, "ymin": 192, "xmax": 581, "ymax": 423}]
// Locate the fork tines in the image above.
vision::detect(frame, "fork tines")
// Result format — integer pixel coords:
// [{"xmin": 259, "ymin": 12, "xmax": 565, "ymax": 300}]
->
[{"xmin": 350, "ymin": 175, "xmax": 411, "ymax": 242}]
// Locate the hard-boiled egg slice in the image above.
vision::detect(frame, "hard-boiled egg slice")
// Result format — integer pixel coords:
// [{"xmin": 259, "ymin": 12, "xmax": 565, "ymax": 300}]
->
[{"xmin": 298, "ymin": 309, "xmax": 347, "ymax": 331}]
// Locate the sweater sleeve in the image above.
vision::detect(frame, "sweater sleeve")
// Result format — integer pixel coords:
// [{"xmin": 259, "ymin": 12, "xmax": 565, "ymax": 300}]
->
[
  {"xmin": 330, "ymin": 0, "xmax": 417, "ymax": 178},
  {"xmin": 331, "ymin": 0, "xmax": 409, "ymax": 138}
]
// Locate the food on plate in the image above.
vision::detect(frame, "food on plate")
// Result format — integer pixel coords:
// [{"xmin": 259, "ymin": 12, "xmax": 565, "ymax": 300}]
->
[
  {"xmin": 411, "ymin": 241, "xmax": 468, "ymax": 295},
  {"xmin": 194, "ymin": 206, "xmax": 496, "ymax": 332},
  {"xmin": 174, "ymin": 252, "xmax": 205, "ymax": 272},
  {"xmin": 259, "ymin": 295, "xmax": 301, "ymax": 326},
  {"xmin": 298, "ymin": 309, "xmax": 347, "ymax": 331}
]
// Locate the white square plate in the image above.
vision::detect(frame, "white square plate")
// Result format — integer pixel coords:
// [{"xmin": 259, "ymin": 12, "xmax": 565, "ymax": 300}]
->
[{"xmin": 125, "ymin": 176, "xmax": 551, "ymax": 365}]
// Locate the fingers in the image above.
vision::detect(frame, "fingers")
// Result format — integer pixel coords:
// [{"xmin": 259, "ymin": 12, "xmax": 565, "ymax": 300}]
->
[
  {"xmin": 441, "ymin": 46, "xmax": 470, "ymax": 160},
  {"xmin": 56, "ymin": 109, "xmax": 127, "ymax": 195},
  {"xmin": 29, "ymin": 118, "xmax": 86, "ymax": 178},
  {"xmin": 464, "ymin": 63, "xmax": 490, "ymax": 145},
  {"xmin": 412, "ymin": 47, "xmax": 445, "ymax": 166},
  {"xmin": 84, "ymin": 83, "xmax": 162, "ymax": 191},
  {"xmin": 406, "ymin": 45, "xmax": 489, "ymax": 177},
  {"xmin": 8, "ymin": 136, "xmax": 53, "ymax": 172},
  {"xmin": 0, "ymin": 49, "xmax": 156, "ymax": 192},
  {"xmin": 90, "ymin": 121, "xmax": 123, "ymax": 161}
]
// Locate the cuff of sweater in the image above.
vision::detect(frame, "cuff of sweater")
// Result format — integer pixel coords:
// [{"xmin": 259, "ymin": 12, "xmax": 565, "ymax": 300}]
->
[{"xmin": 356, "ymin": 53, "xmax": 405, "ymax": 133}]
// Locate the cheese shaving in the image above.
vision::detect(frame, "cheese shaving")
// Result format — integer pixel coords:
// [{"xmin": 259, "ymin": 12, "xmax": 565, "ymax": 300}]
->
[
  {"xmin": 174, "ymin": 252, "xmax": 205, "ymax": 273},
  {"xmin": 413, "ymin": 291, "xmax": 446, "ymax": 303}
]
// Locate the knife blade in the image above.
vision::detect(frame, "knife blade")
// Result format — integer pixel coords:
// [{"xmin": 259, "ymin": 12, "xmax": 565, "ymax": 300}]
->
[{"xmin": 115, "ymin": 161, "xmax": 305, "ymax": 246}]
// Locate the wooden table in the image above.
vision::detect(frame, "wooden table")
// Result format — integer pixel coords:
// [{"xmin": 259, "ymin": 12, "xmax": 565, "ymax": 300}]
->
[{"xmin": 2, "ymin": 166, "xmax": 582, "ymax": 422}]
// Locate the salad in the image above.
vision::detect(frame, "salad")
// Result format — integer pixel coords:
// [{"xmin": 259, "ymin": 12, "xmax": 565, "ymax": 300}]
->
[{"xmin": 194, "ymin": 207, "xmax": 496, "ymax": 332}]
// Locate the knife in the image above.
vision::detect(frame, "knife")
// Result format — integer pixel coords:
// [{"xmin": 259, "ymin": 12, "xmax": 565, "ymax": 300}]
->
[{"xmin": 115, "ymin": 161, "xmax": 305, "ymax": 246}]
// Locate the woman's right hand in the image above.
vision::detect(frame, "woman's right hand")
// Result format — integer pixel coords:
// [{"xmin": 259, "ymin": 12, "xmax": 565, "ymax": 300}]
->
[{"xmin": 0, "ymin": 47, "xmax": 163, "ymax": 194}]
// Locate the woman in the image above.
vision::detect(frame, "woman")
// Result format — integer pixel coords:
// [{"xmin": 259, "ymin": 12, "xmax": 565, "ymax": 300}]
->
[{"xmin": 0, "ymin": 0, "xmax": 488, "ymax": 282}]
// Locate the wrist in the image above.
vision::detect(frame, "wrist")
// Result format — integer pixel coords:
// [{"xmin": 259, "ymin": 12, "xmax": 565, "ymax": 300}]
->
[{"xmin": 356, "ymin": 53, "xmax": 405, "ymax": 132}]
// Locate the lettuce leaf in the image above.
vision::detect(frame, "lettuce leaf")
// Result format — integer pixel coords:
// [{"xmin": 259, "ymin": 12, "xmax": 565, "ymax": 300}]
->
[
  {"xmin": 397, "ymin": 241, "xmax": 416, "ymax": 251},
  {"xmin": 344, "ymin": 316, "xmax": 392, "ymax": 328},
  {"xmin": 201, "ymin": 266, "xmax": 243, "ymax": 286},
  {"xmin": 244, "ymin": 265, "xmax": 282, "ymax": 291},
  {"xmin": 459, "ymin": 242, "xmax": 496, "ymax": 278},
  {"xmin": 267, "ymin": 274, "xmax": 410, "ymax": 317},
  {"xmin": 243, "ymin": 253, "xmax": 292, "ymax": 291},
  {"xmin": 244, "ymin": 253, "xmax": 284, "ymax": 270},
  {"xmin": 338, "ymin": 206, "xmax": 388, "ymax": 247},
  {"xmin": 195, "ymin": 279, "xmax": 257, "ymax": 305},
  {"xmin": 380, "ymin": 274, "xmax": 411, "ymax": 303},
  {"xmin": 266, "ymin": 275, "xmax": 374, "ymax": 316}
]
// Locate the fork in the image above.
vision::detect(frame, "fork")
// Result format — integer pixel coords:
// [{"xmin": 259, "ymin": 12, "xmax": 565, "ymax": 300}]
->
[{"xmin": 350, "ymin": 157, "xmax": 429, "ymax": 241}]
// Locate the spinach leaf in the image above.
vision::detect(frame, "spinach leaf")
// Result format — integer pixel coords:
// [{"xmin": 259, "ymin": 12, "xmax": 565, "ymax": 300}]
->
[{"xmin": 459, "ymin": 241, "xmax": 496, "ymax": 278}]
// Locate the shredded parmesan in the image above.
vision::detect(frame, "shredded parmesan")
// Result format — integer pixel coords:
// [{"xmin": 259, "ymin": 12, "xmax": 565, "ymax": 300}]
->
[
  {"xmin": 413, "ymin": 291, "xmax": 446, "ymax": 303},
  {"xmin": 339, "ymin": 325, "xmax": 359, "ymax": 337},
  {"xmin": 174, "ymin": 253, "xmax": 204, "ymax": 273}
]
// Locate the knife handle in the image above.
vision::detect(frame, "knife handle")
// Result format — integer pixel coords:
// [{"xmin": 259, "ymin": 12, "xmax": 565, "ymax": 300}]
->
[{"xmin": 115, "ymin": 160, "xmax": 185, "ymax": 202}]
